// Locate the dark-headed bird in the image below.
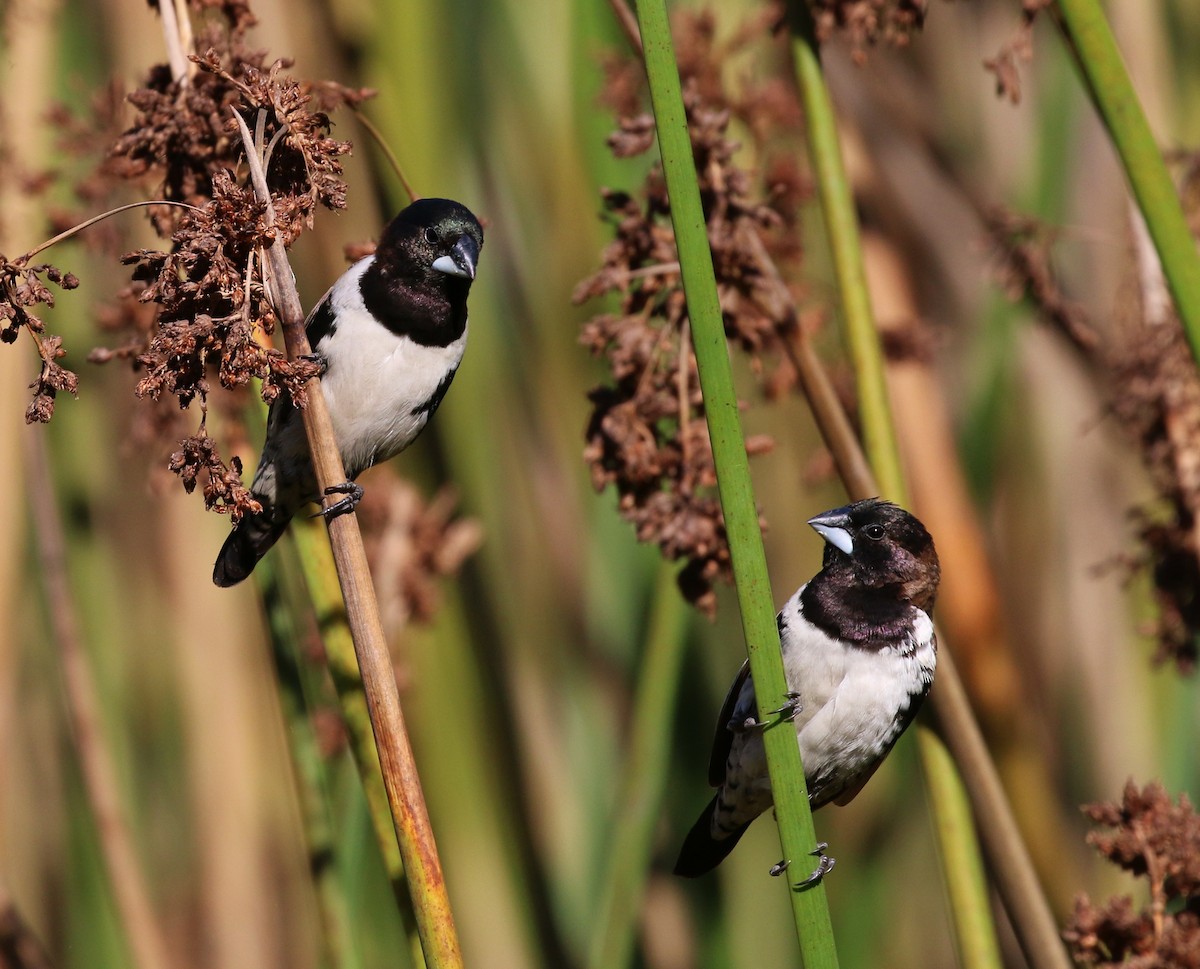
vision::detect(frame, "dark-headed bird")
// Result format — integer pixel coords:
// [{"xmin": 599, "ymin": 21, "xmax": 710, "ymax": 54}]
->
[
  {"xmin": 674, "ymin": 498, "xmax": 939, "ymax": 879},
  {"xmin": 214, "ymin": 198, "xmax": 483, "ymax": 587}
]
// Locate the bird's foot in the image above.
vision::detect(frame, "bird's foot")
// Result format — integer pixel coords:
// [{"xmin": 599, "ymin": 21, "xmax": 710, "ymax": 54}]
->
[
  {"xmin": 318, "ymin": 481, "xmax": 364, "ymax": 520},
  {"xmin": 767, "ymin": 691, "xmax": 803, "ymax": 722},
  {"xmin": 731, "ymin": 692, "xmax": 802, "ymax": 734},
  {"xmin": 297, "ymin": 351, "xmax": 328, "ymax": 376},
  {"xmin": 792, "ymin": 842, "xmax": 835, "ymax": 892}
]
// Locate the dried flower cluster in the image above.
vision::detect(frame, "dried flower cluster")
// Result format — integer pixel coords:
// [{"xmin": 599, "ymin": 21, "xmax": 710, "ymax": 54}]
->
[
  {"xmin": 1063, "ymin": 781, "xmax": 1200, "ymax": 967},
  {"xmin": 105, "ymin": 1, "xmax": 364, "ymax": 235},
  {"xmin": 1106, "ymin": 159, "xmax": 1200, "ymax": 674},
  {"xmin": 44, "ymin": 0, "xmax": 368, "ymax": 516},
  {"xmin": 983, "ymin": 0, "xmax": 1055, "ymax": 104},
  {"xmin": 984, "ymin": 206, "xmax": 1097, "ymax": 356},
  {"xmin": 1110, "ymin": 320, "xmax": 1200, "ymax": 674},
  {"xmin": 3, "ymin": 0, "xmax": 480, "ymax": 610},
  {"xmin": 811, "ymin": 0, "xmax": 930, "ymax": 62},
  {"xmin": 1104, "ymin": 160, "xmax": 1200, "ymax": 674},
  {"xmin": 985, "ymin": 198, "xmax": 1200, "ymax": 674},
  {"xmin": 103, "ymin": 12, "xmax": 370, "ymax": 512},
  {"xmin": 577, "ymin": 10, "xmax": 810, "ymax": 616},
  {"xmin": 0, "ymin": 257, "xmax": 80, "ymax": 423},
  {"xmin": 169, "ymin": 431, "xmax": 261, "ymax": 522}
]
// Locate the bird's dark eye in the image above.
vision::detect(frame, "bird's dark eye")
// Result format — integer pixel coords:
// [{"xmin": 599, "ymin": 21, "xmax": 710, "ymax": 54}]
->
[
  {"xmin": 424, "ymin": 227, "xmax": 439, "ymax": 244},
  {"xmin": 864, "ymin": 524, "xmax": 886, "ymax": 541}
]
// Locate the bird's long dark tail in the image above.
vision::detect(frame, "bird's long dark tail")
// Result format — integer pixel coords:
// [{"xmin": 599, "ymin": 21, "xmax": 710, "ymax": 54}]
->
[
  {"xmin": 673, "ymin": 795, "xmax": 753, "ymax": 878},
  {"xmin": 212, "ymin": 503, "xmax": 289, "ymax": 587}
]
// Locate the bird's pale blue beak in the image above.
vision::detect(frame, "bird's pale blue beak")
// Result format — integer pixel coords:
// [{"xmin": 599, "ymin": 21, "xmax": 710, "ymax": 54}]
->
[
  {"xmin": 431, "ymin": 234, "xmax": 480, "ymax": 280},
  {"xmin": 807, "ymin": 507, "xmax": 854, "ymax": 556}
]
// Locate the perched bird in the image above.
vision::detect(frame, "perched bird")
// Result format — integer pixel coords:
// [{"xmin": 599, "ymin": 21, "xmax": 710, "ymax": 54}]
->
[
  {"xmin": 213, "ymin": 197, "xmax": 483, "ymax": 587},
  {"xmin": 674, "ymin": 498, "xmax": 939, "ymax": 879}
]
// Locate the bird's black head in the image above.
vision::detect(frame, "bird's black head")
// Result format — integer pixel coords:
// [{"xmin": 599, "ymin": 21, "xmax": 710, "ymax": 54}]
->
[
  {"xmin": 360, "ymin": 198, "xmax": 483, "ymax": 346},
  {"xmin": 808, "ymin": 498, "xmax": 940, "ymax": 610},
  {"xmin": 376, "ymin": 197, "xmax": 483, "ymax": 289}
]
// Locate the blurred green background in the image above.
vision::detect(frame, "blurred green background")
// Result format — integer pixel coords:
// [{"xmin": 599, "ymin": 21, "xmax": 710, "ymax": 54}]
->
[{"xmin": 1, "ymin": 1, "xmax": 1198, "ymax": 967}]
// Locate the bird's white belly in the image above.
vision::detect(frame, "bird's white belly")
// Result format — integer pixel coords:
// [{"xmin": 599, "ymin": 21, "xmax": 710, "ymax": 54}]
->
[
  {"xmin": 795, "ymin": 648, "xmax": 924, "ymax": 770},
  {"xmin": 319, "ymin": 313, "xmax": 467, "ymax": 476},
  {"xmin": 779, "ymin": 589, "xmax": 936, "ymax": 789}
]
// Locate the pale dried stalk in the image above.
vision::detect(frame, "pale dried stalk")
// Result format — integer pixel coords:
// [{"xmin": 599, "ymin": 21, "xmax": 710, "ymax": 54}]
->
[
  {"xmin": 232, "ymin": 110, "xmax": 463, "ymax": 969},
  {"xmin": 155, "ymin": 0, "xmax": 190, "ymax": 85},
  {"xmin": 23, "ymin": 431, "xmax": 175, "ymax": 969}
]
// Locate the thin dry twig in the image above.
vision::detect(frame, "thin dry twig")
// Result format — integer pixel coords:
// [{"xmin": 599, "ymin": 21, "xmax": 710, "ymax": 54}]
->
[
  {"xmin": 343, "ymin": 105, "xmax": 418, "ymax": 205},
  {"xmin": 17, "ymin": 201, "xmax": 201, "ymax": 265},
  {"xmin": 231, "ymin": 109, "xmax": 464, "ymax": 969},
  {"xmin": 607, "ymin": 0, "xmax": 644, "ymax": 56}
]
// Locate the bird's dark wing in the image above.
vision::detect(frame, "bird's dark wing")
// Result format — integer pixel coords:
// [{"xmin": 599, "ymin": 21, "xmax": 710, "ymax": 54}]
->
[
  {"xmin": 305, "ymin": 292, "xmax": 337, "ymax": 346},
  {"xmin": 707, "ymin": 660, "xmax": 753, "ymax": 786}
]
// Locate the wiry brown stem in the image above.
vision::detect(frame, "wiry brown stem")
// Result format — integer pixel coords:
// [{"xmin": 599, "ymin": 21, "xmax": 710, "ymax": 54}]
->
[
  {"xmin": 232, "ymin": 109, "xmax": 463, "ymax": 969},
  {"xmin": 16, "ymin": 200, "xmax": 200, "ymax": 265},
  {"xmin": 22, "ymin": 430, "xmax": 175, "ymax": 969},
  {"xmin": 346, "ymin": 106, "xmax": 419, "ymax": 205},
  {"xmin": 607, "ymin": 0, "xmax": 643, "ymax": 56},
  {"xmin": 742, "ymin": 229, "xmax": 876, "ymax": 496}
]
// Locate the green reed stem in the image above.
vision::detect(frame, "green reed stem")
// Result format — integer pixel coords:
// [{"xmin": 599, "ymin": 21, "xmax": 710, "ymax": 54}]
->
[
  {"xmin": 787, "ymin": 3, "xmax": 1070, "ymax": 964},
  {"xmin": 587, "ymin": 563, "xmax": 690, "ymax": 969},
  {"xmin": 1056, "ymin": 0, "xmax": 1200, "ymax": 363},
  {"xmin": 784, "ymin": 5, "xmax": 1002, "ymax": 968},
  {"xmin": 634, "ymin": 0, "xmax": 839, "ymax": 963},
  {"xmin": 920, "ymin": 732, "xmax": 1002, "ymax": 969}
]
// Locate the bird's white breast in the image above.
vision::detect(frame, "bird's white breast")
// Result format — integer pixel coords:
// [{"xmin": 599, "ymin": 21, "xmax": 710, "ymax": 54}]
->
[
  {"xmin": 776, "ymin": 585, "xmax": 936, "ymax": 784},
  {"xmin": 314, "ymin": 257, "xmax": 467, "ymax": 476}
]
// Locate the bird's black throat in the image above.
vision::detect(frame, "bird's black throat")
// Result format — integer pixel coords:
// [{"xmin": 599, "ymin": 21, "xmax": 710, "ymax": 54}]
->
[
  {"xmin": 358, "ymin": 260, "xmax": 470, "ymax": 348},
  {"xmin": 799, "ymin": 574, "xmax": 921, "ymax": 652}
]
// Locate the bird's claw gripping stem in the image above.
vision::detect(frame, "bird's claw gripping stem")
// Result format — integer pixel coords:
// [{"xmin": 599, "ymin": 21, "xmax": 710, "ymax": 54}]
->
[
  {"xmin": 733, "ymin": 692, "xmax": 803, "ymax": 734},
  {"xmin": 318, "ymin": 481, "xmax": 363, "ymax": 520},
  {"xmin": 792, "ymin": 842, "xmax": 835, "ymax": 891},
  {"xmin": 767, "ymin": 691, "xmax": 803, "ymax": 721},
  {"xmin": 297, "ymin": 351, "xmax": 328, "ymax": 376}
]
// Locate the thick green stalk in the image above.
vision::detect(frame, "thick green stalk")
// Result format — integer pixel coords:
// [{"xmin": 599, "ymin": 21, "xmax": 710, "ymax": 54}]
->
[
  {"xmin": 1056, "ymin": 0, "xmax": 1200, "ymax": 362},
  {"xmin": 586, "ymin": 563, "xmax": 690, "ymax": 969},
  {"xmin": 634, "ymin": 1, "xmax": 839, "ymax": 963}
]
